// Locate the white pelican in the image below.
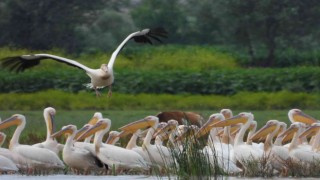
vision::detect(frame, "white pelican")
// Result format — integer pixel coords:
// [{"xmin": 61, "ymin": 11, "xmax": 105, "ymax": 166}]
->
[
  {"xmin": 211, "ymin": 112, "xmax": 263, "ymax": 172},
  {"xmin": 51, "ymin": 124, "xmax": 104, "ymax": 174},
  {"xmin": 0, "ymin": 155, "xmax": 18, "ymax": 172},
  {"xmin": 0, "ymin": 132, "xmax": 28, "ymax": 170},
  {"xmin": 199, "ymin": 113, "xmax": 242, "ymax": 174},
  {"xmin": 0, "ymin": 132, "xmax": 19, "ymax": 172},
  {"xmin": 250, "ymin": 120, "xmax": 290, "ymax": 175},
  {"xmin": 105, "ymin": 130, "xmax": 121, "ymax": 145},
  {"xmin": 125, "ymin": 129, "xmax": 142, "ymax": 150},
  {"xmin": 220, "ymin": 109, "xmax": 234, "ymax": 145},
  {"xmin": 1, "ymin": 28, "xmax": 167, "ymax": 96},
  {"xmin": 299, "ymin": 122, "xmax": 320, "ymax": 152},
  {"xmin": 77, "ymin": 118, "xmax": 149, "ymax": 171},
  {"xmin": 278, "ymin": 122, "xmax": 320, "ymax": 164},
  {"xmin": 288, "ymin": 109, "xmax": 318, "ymax": 125},
  {"xmin": 0, "ymin": 114, "xmax": 64, "ymax": 171},
  {"xmin": 119, "ymin": 116, "xmax": 172, "ymax": 168},
  {"xmin": 32, "ymin": 107, "xmax": 64, "ymax": 154}
]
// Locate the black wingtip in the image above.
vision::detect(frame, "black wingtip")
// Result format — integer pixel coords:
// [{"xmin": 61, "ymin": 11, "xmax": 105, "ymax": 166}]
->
[
  {"xmin": 133, "ymin": 27, "xmax": 168, "ymax": 44},
  {"xmin": 0, "ymin": 56, "xmax": 40, "ymax": 73}
]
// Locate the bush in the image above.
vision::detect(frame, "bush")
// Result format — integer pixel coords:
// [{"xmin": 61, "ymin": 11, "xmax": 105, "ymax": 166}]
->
[
  {"xmin": 0, "ymin": 90, "xmax": 319, "ymax": 110},
  {"xmin": 1, "ymin": 67, "xmax": 320, "ymax": 95}
]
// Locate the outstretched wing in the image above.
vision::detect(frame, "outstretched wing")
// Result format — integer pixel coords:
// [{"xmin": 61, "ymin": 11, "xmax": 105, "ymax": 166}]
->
[
  {"xmin": 1, "ymin": 54, "xmax": 92, "ymax": 73},
  {"xmin": 133, "ymin": 27, "xmax": 168, "ymax": 44}
]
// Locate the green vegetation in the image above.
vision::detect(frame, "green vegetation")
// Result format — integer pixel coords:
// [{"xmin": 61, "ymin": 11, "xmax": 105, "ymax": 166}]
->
[{"xmin": 0, "ymin": 90, "xmax": 319, "ymax": 111}]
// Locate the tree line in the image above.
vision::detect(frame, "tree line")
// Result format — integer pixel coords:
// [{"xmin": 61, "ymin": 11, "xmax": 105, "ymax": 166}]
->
[{"xmin": 0, "ymin": 0, "xmax": 319, "ymax": 67}]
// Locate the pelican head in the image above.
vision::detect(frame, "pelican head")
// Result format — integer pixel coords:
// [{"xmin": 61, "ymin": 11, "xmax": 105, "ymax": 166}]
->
[
  {"xmin": 288, "ymin": 109, "xmax": 317, "ymax": 125},
  {"xmin": 279, "ymin": 122, "xmax": 305, "ymax": 143},
  {"xmin": 299, "ymin": 122, "xmax": 320, "ymax": 139},
  {"xmin": 77, "ymin": 118, "xmax": 111, "ymax": 141},
  {"xmin": 196, "ymin": 113, "xmax": 224, "ymax": 138},
  {"xmin": 0, "ymin": 114, "xmax": 25, "ymax": 130},
  {"xmin": 100, "ymin": 64, "xmax": 108, "ymax": 72},
  {"xmin": 210, "ymin": 112, "xmax": 253, "ymax": 128},
  {"xmin": 220, "ymin": 109, "xmax": 233, "ymax": 119},
  {"xmin": 119, "ymin": 116, "xmax": 159, "ymax": 133},
  {"xmin": 250, "ymin": 120, "xmax": 279, "ymax": 142},
  {"xmin": 44, "ymin": 107, "xmax": 56, "ymax": 136},
  {"xmin": 105, "ymin": 130, "xmax": 121, "ymax": 145},
  {"xmin": 88, "ymin": 112, "xmax": 103, "ymax": 125},
  {"xmin": 51, "ymin": 125, "xmax": 76, "ymax": 138}
]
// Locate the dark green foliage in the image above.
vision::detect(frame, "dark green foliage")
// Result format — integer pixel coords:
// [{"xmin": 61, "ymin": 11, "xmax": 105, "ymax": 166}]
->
[{"xmin": 1, "ymin": 67, "xmax": 320, "ymax": 95}]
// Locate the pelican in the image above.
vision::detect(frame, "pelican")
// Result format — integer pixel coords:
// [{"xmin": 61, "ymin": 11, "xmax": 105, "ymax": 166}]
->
[
  {"xmin": 125, "ymin": 129, "xmax": 142, "ymax": 150},
  {"xmin": 288, "ymin": 109, "xmax": 318, "ymax": 125},
  {"xmin": 0, "ymin": 155, "xmax": 18, "ymax": 172},
  {"xmin": 77, "ymin": 118, "xmax": 149, "ymax": 171},
  {"xmin": 0, "ymin": 114, "xmax": 64, "ymax": 172},
  {"xmin": 211, "ymin": 112, "xmax": 263, "ymax": 173},
  {"xmin": 278, "ymin": 122, "xmax": 320, "ymax": 164},
  {"xmin": 250, "ymin": 120, "xmax": 290, "ymax": 175},
  {"xmin": 0, "ymin": 132, "xmax": 27, "ymax": 170},
  {"xmin": 299, "ymin": 122, "xmax": 320, "ymax": 152},
  {"xmin": 0, "ymin": 28, "xmax": 167, "ymax": 96},
  {"xmin": 51, "ymin": 124, "xmax": 104, "ymax": 174},
  {"xmin": 105, "ymin": 131, "xmax": 121, "ymax": 145},
  {"xmin": 32, "ymin": 107, "xmax": 64, "ymax": 154},
  {"xmin": 119, "ymin": 116, "xmax": 172, "ymax": 168},
  {"xmin": 198, "ymin": 113, "xmax": 242, "ymax": 174},
  {"xmin": 0, "ymin": 132, "xmax": 19, "ymax": 172}
]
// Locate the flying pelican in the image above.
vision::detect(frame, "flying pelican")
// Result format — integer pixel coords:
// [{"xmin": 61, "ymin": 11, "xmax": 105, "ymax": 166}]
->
[
  {"xmin": 0, "ymin": 114, "xmax": 64, "ymax": 172},
  {"xmin": 211, "ymin": 112, "xmax": 263, "ymax": 173},
  {"xmin": 77, "ymin": 118, "xmax": 149, "ymax": 172},
  {"xmin": 119, "ymin": 116, "xmax": 172, "ymax": 168},
  {"xmin": 0, "ymin": 28, "xmax": 167, "ymax": 96},
  {"xmin": 32, "ymin": 107, "xmax": 64, "ymax": 154},
  {"xmin": 51, "ymin": 124, "xmax": 104, "ymax": 174}
]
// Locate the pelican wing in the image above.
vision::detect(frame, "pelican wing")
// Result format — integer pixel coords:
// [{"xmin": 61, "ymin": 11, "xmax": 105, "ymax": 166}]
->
[
  {"xmin": 1, "ymin": 54, "xmax": 91, "ymax": 73},
  {"xmin": 133, "ymin": 27, "xmax": 168, "ymax": 44},
  {"xmin": 14, "ymin": 145, "xmax": 63, "ymax": 166}
]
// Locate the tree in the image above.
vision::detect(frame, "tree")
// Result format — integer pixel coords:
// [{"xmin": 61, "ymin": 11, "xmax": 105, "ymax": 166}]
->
[{"xmin": 0, "ymin": 0, "xmax": 106, "ymax": 52}]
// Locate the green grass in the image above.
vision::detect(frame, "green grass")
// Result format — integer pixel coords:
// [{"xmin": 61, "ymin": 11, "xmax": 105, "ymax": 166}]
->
[{"xmin": 1, "ymin": 109, "xmax": 320, "ymax": 147}]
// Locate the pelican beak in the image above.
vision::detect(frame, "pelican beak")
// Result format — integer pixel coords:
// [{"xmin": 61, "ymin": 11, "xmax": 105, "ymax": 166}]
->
[
  {"xmin": 119, "ymin": 117, "xmax": 155, "ymax": 133},
  {"xmin": 279, "ymin": 126, "xmax": 298, "ymax": 143},
  {"xmin": 74, "ymin": 125, "xmax": 91, "ymax": 140},
  {"xmin": 0, "ymin": 115, "xmax": 21, "ymax": 130},
  {"xmin": 299, "ymin": 125, "xmax": 320, "ymax": 139},
  {"xmin": 153, "ymin": 124, "xmax": 173, "ymax": 138},
  {"xmin": 211, "ymin": 114, "xmax": 247, "ymax": 128},
  {"xmin": 105, "ymin": 134, "xmax": 118, "ymax": 144},
  {"xmin": 118, "ymin": 131, "xmax": 130, "ymax": 138},
  {"xmin": 196, "ymin": 116, "xmax": 222, "ymax": 138},
  {"xmin": 88, "ymin": 116, "xmax": 99, "ymax": 125},
  {"xmin": 47, "ymin": 113, "xmax": 55, "ymax": 136},
  {"xmin": 292, "ymin": 111, "xmax": 317, "ymax": 125},
  {"xmin": 250, "ymin": 123, "xmax": 277, "ymax": 142},
  {"xmin": 51, "ymin": 126, "xmax": 73, "ymax": 138},
  {"xmin": 77, "ymin": 122, "xmax": 108, "ymax": 141}
]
